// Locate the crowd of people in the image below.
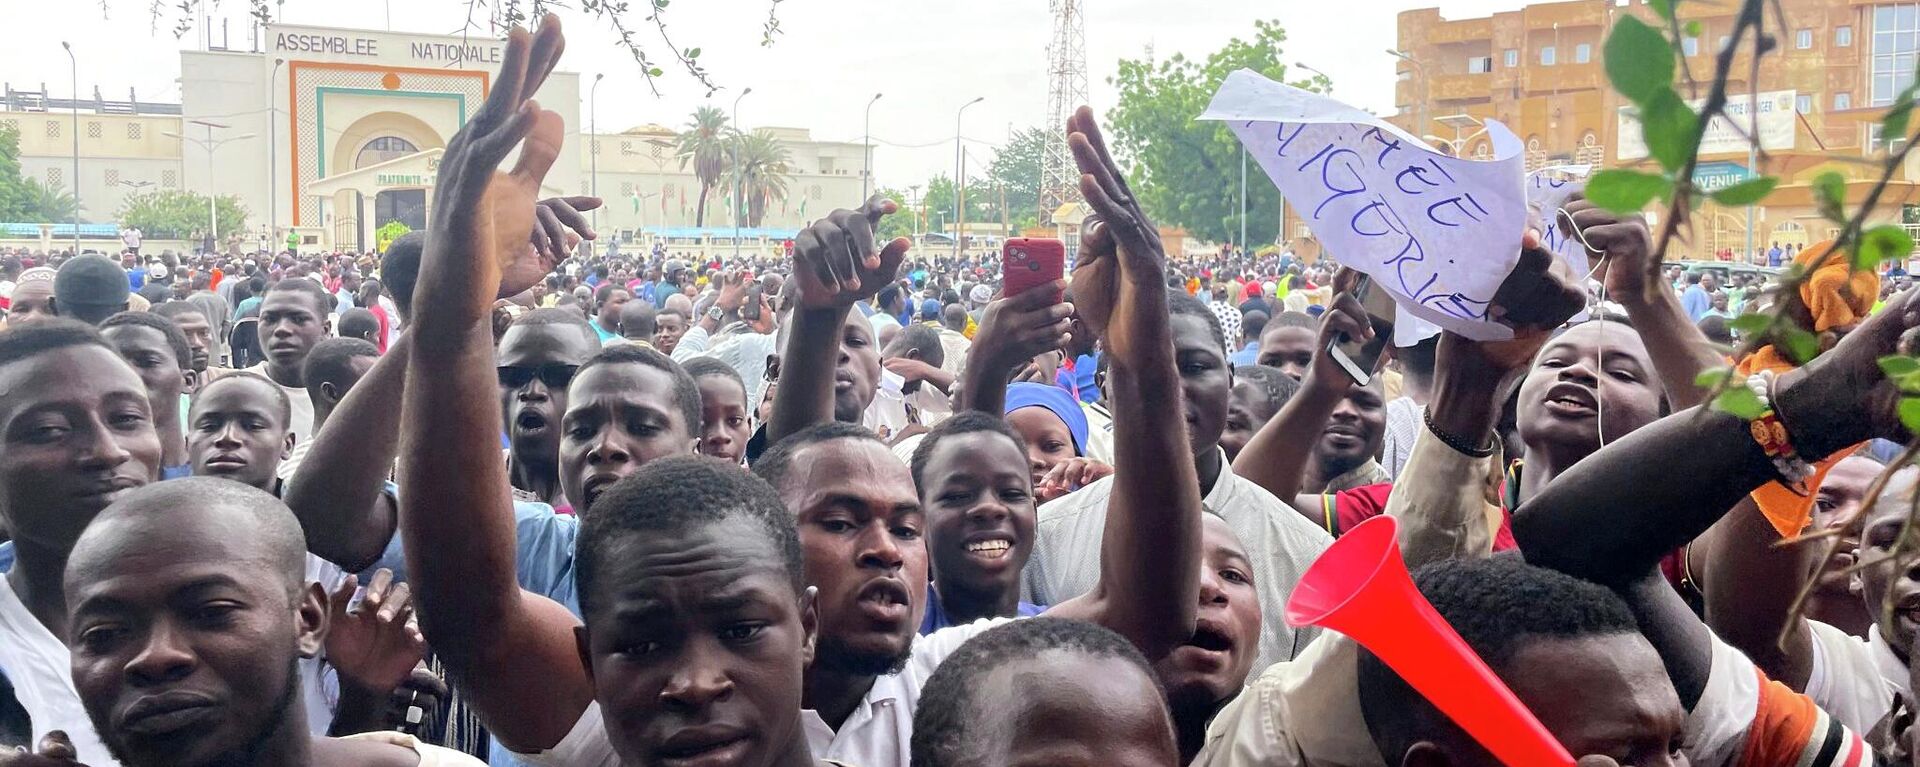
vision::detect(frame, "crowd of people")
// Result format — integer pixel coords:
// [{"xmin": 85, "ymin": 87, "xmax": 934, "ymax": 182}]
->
[{"xmin": 7, "ymin": 17, "xmax": 1920, "ymax": 767}]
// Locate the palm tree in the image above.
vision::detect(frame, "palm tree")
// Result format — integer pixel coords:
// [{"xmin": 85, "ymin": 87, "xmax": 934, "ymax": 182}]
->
[
  {"xmin": 674, "ymin": 106, "xmax": 731, "ymax": 227},
  {"xmin": 724, "ymin": 129, "xmax": 793, "ymax": 228},
  {"xmin": 26, "ymin": 179, "xmax": 79, "ymax": 224}
]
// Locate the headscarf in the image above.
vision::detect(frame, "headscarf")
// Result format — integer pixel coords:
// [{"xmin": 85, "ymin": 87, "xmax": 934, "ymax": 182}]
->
[
  {"xmin": 1735, "ymin": 240, "xmax": 1877, "ymax": 537},
  {"xmin": 1005, "ymin": 382, "xmax": 1089, "ymax": 456}
]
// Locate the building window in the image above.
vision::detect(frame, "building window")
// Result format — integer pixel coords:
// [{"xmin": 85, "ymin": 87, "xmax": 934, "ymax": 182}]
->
[
  {"xmin": 1504, "ymin": 48, "xmax": 1518, "ymax": 67},
  {"xmin": 1837, "ymin": 91, "xmax": 1854, "ymax": 110},
  {"xmin": 162, "ymin": 170, "xmax": 177, "ymax": 187},
  {"xmin": 1838, "ymin": 25, "xmax": 1854, "ymax": 47},
  {"xmin": 44, "ymin": 120, "xmax": 59, "ymax": 138},
  {"xmin": 1540, "ymin": 45, "xmax": 1556, "ymax": 65},
  {"xmin": 1467, "ymin": 56, "xmax": 1493, "ymax": 73},
  {"xmin": 1873, "ymin": 4, "xmax": 1920, "ymax": 106},
  {"xmin": 104, "ymin": 169, "xmax": 118, "ymax": 187},
  {"xmin": 1797, "ymin": 94, "xmax": 1813, "ymax": 113},
  {"xmin": 126, "ymin": 123, "xmax": 142, "ymax": 140},
  {"xmin": 1872, "ymin": 124, "xmax": 1910, "ymax": 153},
  {"xmin": 1797, "ymin": 29, "xmax": 1814, "ymax": 49},
  {"xmin": 86, "ymin": 121, "xmax": 101, "ymax": 139},
  {"xmin": 353, "ymin": 136, "xmax": 419, "ymax": 169},
  {"xmin": 620, "ymin": 181, "xmax": 634, "ymax": 197},
  {"xmin": 1575, "ymin": 43, "xmax": 1591, "ymax": 63},
  {"xmin": 1682, "ymin": 36, "xmax": 1699, "ymax": 56},
  {"xmin": 46, "ymin": 168, "xmax": 61, "ymax": 187}
]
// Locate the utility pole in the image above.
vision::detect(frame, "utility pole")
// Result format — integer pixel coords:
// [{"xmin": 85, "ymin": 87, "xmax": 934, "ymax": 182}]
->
[{"xmin": 953, "ymin": 96, "xmax": 983, "ymax": 258}]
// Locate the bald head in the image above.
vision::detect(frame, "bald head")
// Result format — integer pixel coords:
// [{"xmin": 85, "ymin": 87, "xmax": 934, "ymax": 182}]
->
[
  {"xmin": 65, "ymin": 477, "xmax": 307, "ymax": 603},
  {"xmin": 619, "ymin": 300, "xmax": 659, "ymax": 341},
  {"xmin": 664, "ymin": 293, "xmax": 694, "ymax": 317}
]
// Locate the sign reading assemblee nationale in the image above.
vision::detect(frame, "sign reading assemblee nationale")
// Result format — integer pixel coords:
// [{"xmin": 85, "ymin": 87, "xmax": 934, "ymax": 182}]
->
[
  {"xmin": 1202, "ymin": 69, "xmax": 1598, "ymax": 343},
  {"xmin": 271, "ymin": 30, "xmax": 504, "ymax": 65}
]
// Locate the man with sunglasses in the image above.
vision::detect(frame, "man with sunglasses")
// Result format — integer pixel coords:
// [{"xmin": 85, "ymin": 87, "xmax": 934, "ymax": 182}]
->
[{"xmin": 499, "ymin": 308, "xmax": 601, "ymax": 508}]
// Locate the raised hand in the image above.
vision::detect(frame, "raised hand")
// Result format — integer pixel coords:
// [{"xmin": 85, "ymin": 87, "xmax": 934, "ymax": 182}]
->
[
  {"xmin": 791, "ymin": 196, "xmax": 911, "ymax": 310},
  {"xmin": 518, "ymin": 196, "xmax": 601, "ymax": 297},
  {"xmin": 1303, "ymin": 268, "xmax": 1376, "ymax": 391},
  {"xmin": 1778, "ymin": 287, "xmax": 1920, "ymax": 454},
  {"xmin": 1561, "ymin": 194, "xmax": 1655, "ymax": 305},
  {"xmin": 1066, "ymin": 106, "xmax": 1167, "ymax": 361},
  {"xmin": 972, "ymin": 286, "xmax": 1074, "ymax": 374},
  {"xmin": 1467, "ymin": 231, "xmax": 1589, "ymax": 372},
  {"xmin": 324, "ymin": 569, "xmax": 425, "ymax": 697},
  {"xmin": 423, "ymin": 16, "xmax": 566, "ymax": 318},
  {"xmin": 1038, "ymin": 456, "xmax": 1114, "ymax": 502}
]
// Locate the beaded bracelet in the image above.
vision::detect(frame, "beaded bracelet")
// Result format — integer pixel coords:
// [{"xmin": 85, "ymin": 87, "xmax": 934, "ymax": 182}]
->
[
  {"xmin": 1744, "ymin": 369, "xmax": 1815, "ymax": 487},
  {"xmin": 1423, "ymin": 406, "xmax": 1497, "ymax": 458}
]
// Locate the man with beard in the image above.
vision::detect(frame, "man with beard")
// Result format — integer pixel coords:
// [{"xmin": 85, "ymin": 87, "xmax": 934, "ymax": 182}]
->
[
  {"xmin": 589, "ymin": 284, "xmax": 628, "ymax": 345},
  {"xmin": 150, "ymin": 302, "xmax": 221, "ymax": 381},
  {"xmin": 61, "ymin": 479, "xmax": 484, "ymax": 767}
]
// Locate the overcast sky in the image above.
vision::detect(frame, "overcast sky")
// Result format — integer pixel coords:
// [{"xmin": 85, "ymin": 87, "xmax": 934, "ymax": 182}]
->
[{"xmin": 6, "ymin": 0, "xmax": 1529, "ymax": 192}]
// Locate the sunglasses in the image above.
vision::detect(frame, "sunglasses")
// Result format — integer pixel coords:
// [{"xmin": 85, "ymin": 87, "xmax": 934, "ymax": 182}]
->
[{"xmin": 497, "ymin": 364, "xmax": 580, "ymax": 389}]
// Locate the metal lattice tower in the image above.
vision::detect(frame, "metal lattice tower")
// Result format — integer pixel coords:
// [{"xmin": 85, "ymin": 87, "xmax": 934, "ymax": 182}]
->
[{"xmin": 1040, "ymin": 0, "xmax": 1087, "ymax": 225}]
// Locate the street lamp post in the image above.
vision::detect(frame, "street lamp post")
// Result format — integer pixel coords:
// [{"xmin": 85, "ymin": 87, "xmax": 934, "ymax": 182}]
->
[
  {"xmin": 953, "ymin": 96, "xmax": 984, "ymax": 259},
  {"xmin": 61, "ymin": 42, "xmax": 78, "ymax": 254},
  {"xmin": 1386, "ymin": 48, "xmax": 1429, "ymax": 139},
  {"xmin": 1294, "ymin": 61, "xmax": 1331, "ymax": 95},
  {"xmin": 590, "ymin": 73, "xmax": 604, "ymax": 231},
  {"xmin": 732, "ymin": 87, "xmax": 752, "ymax": 263},
  {"xmin": 863, "ymin": 92, "xmax": 882, "ymax": 200},
  {"xmin": 164, "ymin": 121, "xmax": 255, "ymax": 255},
  {"xmin": 270, "ymin": 58, "xmax": 283, "ymax": 249}
]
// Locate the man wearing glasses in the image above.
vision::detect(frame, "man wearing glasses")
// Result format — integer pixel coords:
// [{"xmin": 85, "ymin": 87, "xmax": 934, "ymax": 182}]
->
[{"xmin": 497, "ymin": 308, "xmax": 600, "ymax": 509}]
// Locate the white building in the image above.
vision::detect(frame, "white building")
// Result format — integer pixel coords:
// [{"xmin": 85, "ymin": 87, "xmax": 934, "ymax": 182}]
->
[{"xmin": 5, "ymin": 22, "xmax": 868, "ymax": 254}]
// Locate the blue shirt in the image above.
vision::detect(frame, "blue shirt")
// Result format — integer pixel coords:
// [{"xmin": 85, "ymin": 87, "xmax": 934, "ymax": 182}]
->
[
  {"xmin": 1681, "ymin": 284, "xmax": 1713, "ymax": 321},
  {"xmin": 1229, "ymin": 341, "xmax": 1260, "ymax": 367},
  {"xmin": 1054, "ymin": 351, "xmax": 1101, "ymax": 404},
  {"xmin": 918, "ymin": 586, "xmax": 1044, "ymax": 634}
]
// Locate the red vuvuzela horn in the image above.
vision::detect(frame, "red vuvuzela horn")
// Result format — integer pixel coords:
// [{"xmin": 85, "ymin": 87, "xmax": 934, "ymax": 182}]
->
[{"xmin": 1286, "ymin": 516, "xmax": 1575, "ymax": 767}]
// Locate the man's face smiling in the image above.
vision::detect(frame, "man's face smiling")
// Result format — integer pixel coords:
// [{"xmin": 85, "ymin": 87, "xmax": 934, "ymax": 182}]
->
[
  {"xmin": 1314, "ymin": 379, "xmax": 1385, "ymax": 479},
  {"xmin": 187, "ymin": 377, "xmax": 291, "ymax": 492},
  {"xmin": 918, "ymin": 431, "xmax": 1035, "ymax": 606},
  {"xmin": 777, "ymin": 438, "xmax": 924, "ymax": 675},
  {"xmin": 497, "ymin": 323, "xmax": 598, "ymax": 470},
  {"xmin": 579, "ymin": 518, "xmax": 816, "ymax": 767},
  {"xmin": 558, "ymin": 362, "xmax": 696, "ymax": 513},
  {"xmin": 65, "ymin": 504, "xmax": 321, "ymax": 767},
  {"xmin": 0, "ymin": 345, "xmax": 160, "ymax": 551},
  {"xmin": 655, "ymin": 313, "xmax": 688, "ymax": 355}
]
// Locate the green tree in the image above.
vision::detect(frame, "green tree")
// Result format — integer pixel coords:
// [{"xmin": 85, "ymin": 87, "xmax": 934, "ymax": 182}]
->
[
  {"xmin": 674, "ymin": 106, "xmax": 732, "ymax": 227},
  {"xmin": 116, "ymin": 189, "xmax": 247, "ymax": 239},
  {"xmin": 724, "ymin": 129, "xmax": 793, "ymax": 227},
  {"xmin": 1107, "ymin": 19, "xmax": 1321, "ymax": 245},
  {"xmin": 0, "ymin": 123, "xmax": 40, "ymax": 221},
  {"xmin": 920, "ymin": 174, "xmax": 990, "ymax": 235},
  {"xmin": 986, "ymin": 127, "xmax": 1047, "ymax": 232},
  {"xmin": 873, "ymin": 185, "xmax": 919, "ymax": 240},
  {"xmin": 24, "ymin": 179, "xmax": 80, "ymax": 224}
]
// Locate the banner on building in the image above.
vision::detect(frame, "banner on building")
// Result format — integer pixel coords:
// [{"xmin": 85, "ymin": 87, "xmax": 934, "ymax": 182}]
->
[{"xmin": 1616, "ymin": 90, "xmax": 1796, "ymax": 161}]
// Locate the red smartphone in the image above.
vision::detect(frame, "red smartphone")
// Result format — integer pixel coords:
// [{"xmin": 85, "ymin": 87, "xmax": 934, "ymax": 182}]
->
[{"xmin": 1003, "ymin": 238, "xmax": 1066, "ymax": 302}]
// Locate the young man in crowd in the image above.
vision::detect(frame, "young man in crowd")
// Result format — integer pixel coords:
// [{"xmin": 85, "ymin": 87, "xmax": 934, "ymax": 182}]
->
[
  {"xmin": 616, "ymin": 299, "xmax": 657, "ymax": 348},
  {"xmin": 589, "ymin": 284, "xmax": 628, "ymax": 344},
  {"xmin": 682, "ymin": 356, "xmax": 753, "ymax": 465},
  {"xmin": 1255, "ymin": 311, "xmax": 1318, "ymax": 380},
  {"xmin": 1220, "ymin": 364, "xmax": 1296, "ymax": 462},
  {"xmin": 653, "ymin": 306, "xmax": 689, "ymax": 355},
  {"xmin": 5, "ymin": 267, "xmax": 56, "ymax": 326},
  {"xmin": 186, "ymin": 373, "xmax": 295, "ymax": 493},
  {"xmin": 279, "ymin": 337, "xmax": 379, "ymax": 479},
  {"xmin": 337, "ymin": 307, "xmax": 383, "ymax": 346},
  {"xmin": 497, "ymin": 308, "xmax": 601, "ymax": 508},
  {"xmin": 52, "ymin": 256, "xmax": 133, "ymax": 325},
  {"xmin": 98, "ymin": 312, "xmax": 193, "ymax": 479},
  {"xmin": 248, "ymin": 279, "xmax": 334, "ymax": 475},
  {"xmin": 150, "ymin": 301, "xmax": 222, "ymax": 380},
  {"xmin": 60, "ymin": 478, "xmax": 485, "ymax": 766}
]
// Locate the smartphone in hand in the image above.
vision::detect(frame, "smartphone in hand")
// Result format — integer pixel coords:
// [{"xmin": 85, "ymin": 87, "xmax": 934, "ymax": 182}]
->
[
  {"xmin": 1328, "ymin": 275, "xmax": 1397, "ymax": 386},
  {"xmin": 1003, "ymin": 238, "xmax": 1066, "ymax": 302}
]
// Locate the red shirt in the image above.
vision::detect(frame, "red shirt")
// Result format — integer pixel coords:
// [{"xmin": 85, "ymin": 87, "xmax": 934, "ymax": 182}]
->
[{"xmin": 1321, "ymin": 482, "xmax": 1520, "ymax": 551}]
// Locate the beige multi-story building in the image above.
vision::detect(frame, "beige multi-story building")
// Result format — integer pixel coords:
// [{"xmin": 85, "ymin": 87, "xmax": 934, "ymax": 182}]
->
[
  {"xmin": 1391, "ymin": 0, "xmax": 1920, "ymax": 262},
  {"xmin": 4, "ymin": 22, "xmax": 866, "ymax": 255}
]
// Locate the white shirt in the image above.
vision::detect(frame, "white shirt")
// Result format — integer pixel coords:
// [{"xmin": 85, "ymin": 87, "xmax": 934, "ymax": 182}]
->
[
  {"xmin": 936, "ymin": 328, "xmax": 971, "ymax": 377},
  {"xmin": 241, "ymin": 362, "xmax": 315, "ymax": 480},
  {"xmin": 1804, "ymin": 619, "xmax": 1908, "ymax": 734},
  {"xmin": 1025, "ymin": 451, "xmax": 1333, "ymax": 673},
  {"xmin": 519, "ymin": 618, "xmax": 1011, "ymax": 767},
  {"xmin": 0, "ymin": 557, "xmax": 348, "ymax": 767}
]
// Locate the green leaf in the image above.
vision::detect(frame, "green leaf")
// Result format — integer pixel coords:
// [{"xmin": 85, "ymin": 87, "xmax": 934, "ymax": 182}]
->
[
  {"xmin": 1814, "ymin": 171, "xmax": 1847, "ymax": 222},
  {"xmin": 1585, "ymin": 169, "xmax": 1670, "ymax": 213},
  {"xmin": 1605, "ymin": 16, "xmax": 1676, "ymax": 105},
  {"xmin": 1695, "ymin": 367, "xmax": 1730, "ymax": 390},
  {"xmin": 1858, "ymin": 225, "xmax": 1917, "ymax": 271},
  {"xmin": 1887, "ymin": 91, "xmax": 1915, "ymax": 141},
  {"xmin": 1647, "ymin": 0, "xmax": 1675, "ymax": 22},
  {"xmin": 1901, "ymin": 398, "xmax": 1920, "ymax": 435},
  {"xmin": 1685, "ymin": 20, "xmax": 1702, "ymax": 39},
  {"xmin": 686, "ymin": 47, "xmax": 701, "ymax": 59},
  {"xmin": 1884, "ymin": 355, "xmax": 1920, "ymax": 378},
  {"xmin": 1714, "ymin": 386, "xmax": 1768, "ymax": 420},
  {"xmin": 1730, "ymin": 312, "xmax": 1772, "ymax": 335},
  {"xmin": 1640, "ymin": 89, "xmax": 1700, "ymax": 172},
  {"xmin": 647, "ymin": 67, "xmax": 664, "ymax": 77},
  {"xmin": 1709, "ymin": 177, "xmax": 1777, "ymax": 206},
  {"xmin": 1784, "ymin": 327, "xmax": 1821, "ymax": 364}
]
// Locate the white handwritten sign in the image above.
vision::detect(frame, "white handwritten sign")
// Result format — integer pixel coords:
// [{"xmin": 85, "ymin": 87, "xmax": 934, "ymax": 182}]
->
[
  {"xmin": 1200, "ymin": 69, "xmax": 1526, "ymax": 341},
  {"xmin": 1530, "ymin": 165, "xmax": 1595, "ymax": 324}
]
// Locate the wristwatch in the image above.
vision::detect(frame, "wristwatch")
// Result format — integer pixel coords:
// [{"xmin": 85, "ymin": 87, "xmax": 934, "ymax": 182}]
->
[{"xmin": 707, "ymin": 306, "xmax": 726, "ymax": 322}]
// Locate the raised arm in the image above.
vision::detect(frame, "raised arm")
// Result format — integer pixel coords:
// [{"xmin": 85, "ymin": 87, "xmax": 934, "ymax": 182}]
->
[
  {"xmin": 283, "ymin": 333, "xmax": 407, "ymax": 571},
  {"xmin": 1570, "ymin": 196, "xmax": 1720, "ymax": 410},
  {"xmin": 1042, "ymin": 107, "xmax": 1200, "ymax": 659},
  {"xmin": 1513, "ymin": 288, "xmax": 1920, "ymax": 586},
  {"xmin": 956, "ymin": 286, "xmax": 1073, "ymax": 418},
  {"xmin": 764, "ymin": 199, "xmax": 909, "ymax": 445},
  {"xmin": 395, "ymin": 18, "xmax": 593, "ymax": 751},
  {"xmin": 1231, "ymin": 283, "xmax": 1370, "ymax": 519}
]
